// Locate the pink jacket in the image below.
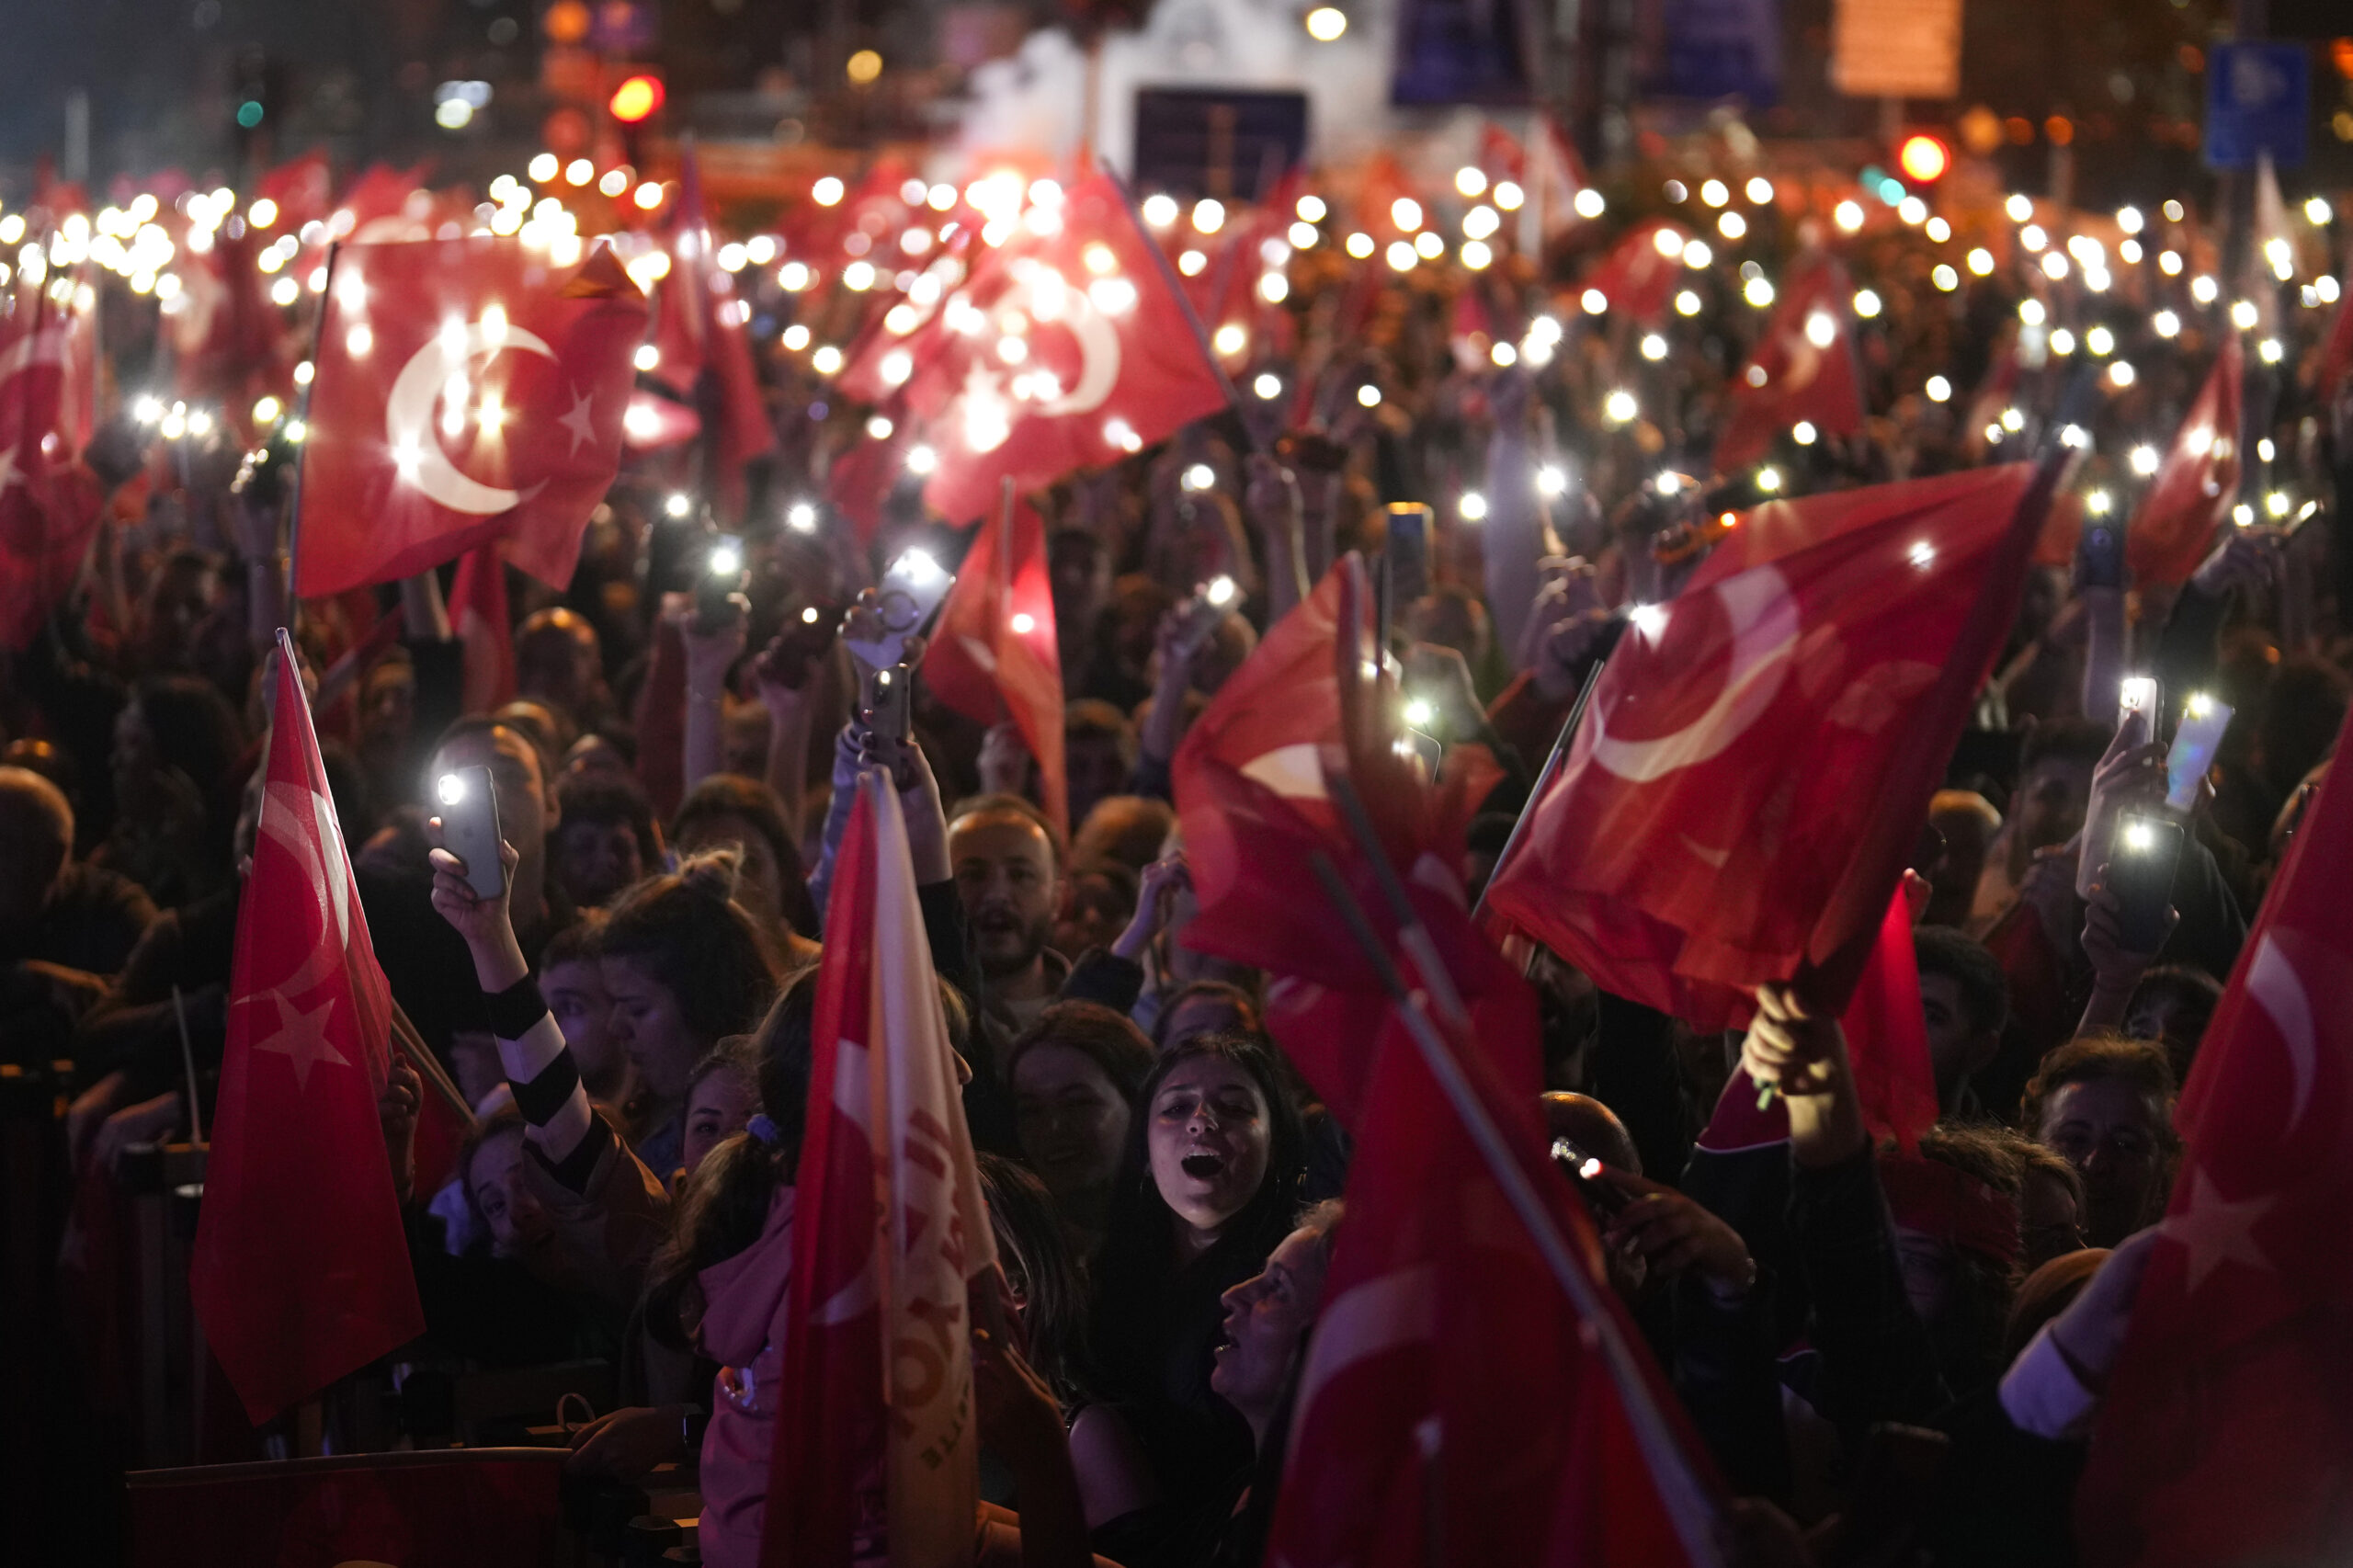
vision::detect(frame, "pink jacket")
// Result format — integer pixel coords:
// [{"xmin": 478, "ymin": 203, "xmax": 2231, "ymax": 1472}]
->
[{"xmin": 695, "ymin": 1187, "xmax": 797, "ymax": 1568}]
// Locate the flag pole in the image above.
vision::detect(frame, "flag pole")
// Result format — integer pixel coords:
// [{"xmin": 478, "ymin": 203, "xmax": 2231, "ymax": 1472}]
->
[
  {"xmin": 1306, "ymin": 852, "xmax": 1727, "ymax": 1568},
  {"xmin": 172, "ymin": 983, "xmax": 206, "ymax": 1148},
  {"xmin": 281, "ymin": 240, "xmax": 341, "ymax": 638},
  {"xmin": 1470, "ymin": 654, "xmax": 1608, "ymax": 923},
  {"xmin": 1104, "ymin": 171, "xmax": 1258, "ymax": 453}
]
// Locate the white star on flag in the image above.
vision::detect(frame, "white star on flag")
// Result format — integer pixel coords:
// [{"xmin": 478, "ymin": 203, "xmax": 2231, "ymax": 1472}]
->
[
  {"xmin": 557, "ymin": 384, "xmax": 597, "ymax": 456},
  {"xmin": 244, "ymin": 989, "xmax": 347, "ymax": 1091},
  {"xmin": 2163, "ymin": 1168, "xmax": 2274, "ymax": 1295}
]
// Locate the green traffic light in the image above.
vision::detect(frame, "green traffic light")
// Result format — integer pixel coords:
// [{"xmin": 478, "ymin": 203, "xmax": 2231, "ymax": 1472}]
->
[{"xmin": 236, "ymin": 100, "xmax": 264, "ymax": 129}]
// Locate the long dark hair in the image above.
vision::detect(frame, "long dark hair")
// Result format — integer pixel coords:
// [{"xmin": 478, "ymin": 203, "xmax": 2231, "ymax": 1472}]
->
[
  {"xmin": 976, "ymin": 1153, "xmax": 1094, "ymax": 1405},
  {"xmin": 598, "ymin": 848, "xmax": 783, "ymax": 1052},
  {"xmin": 642, "ymin": 971, "xmax": 818, "ymax": 1349},
  {"xmin": 1086, "ymin": 1031, "xmax": 1307, "ymax": 1411}
]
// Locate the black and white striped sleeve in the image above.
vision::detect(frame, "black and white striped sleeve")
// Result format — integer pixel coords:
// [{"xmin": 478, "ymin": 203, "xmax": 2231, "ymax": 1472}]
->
[{"xmin": 481, "ymin": 974, "xmax": 605, "ymax": 1190}]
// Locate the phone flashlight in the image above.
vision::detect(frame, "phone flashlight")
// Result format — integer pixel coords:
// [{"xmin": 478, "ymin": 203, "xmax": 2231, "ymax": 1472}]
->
[
  {"xmin": 1403, "ymin": 696, "xmax": 1436, "ymax": 729},
  {"xmin": 2119, "ymin": 676, "xmax": 2156, "ymax": 718},
  {"xmin": 1204, "ymin": 574, "xmax": 1237, "ymax": 608},
  {"xmin": 709, "ymin": 538, "xmax": 744, "ymax": 577},
  {"xmin": 436, "ymin": 772, "xmax": 466, "ymax": 806},
  {"xmin": 2122, "ymin": 818, "xmax": 2155, "ymax": 852},
  {"xmin": 2184, "ymin": 691, "xmax": 2216, "ymax": 721},
  {"xmin": 665, "ymin": 493, "xmax": 693, "ymax": 518},
  {"xmin": 900, "ymin": 548, "xmax": 941, "ymax": 582}
]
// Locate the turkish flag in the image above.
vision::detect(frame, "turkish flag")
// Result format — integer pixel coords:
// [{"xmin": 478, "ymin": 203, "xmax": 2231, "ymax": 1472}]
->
[
  {"xmin": 1837, "ymin": 882, "xmax": 1939, "ymax": 1152},
  {"xmin": 1267, "ymin": 986, "xmax": 1720, "ymax": 1568},
  {"xmin": 256, "ymin": 150, "xmax": 335, "ymax": 235},
  {"xmin": 1478, "ymin": 116, "xmax": 1590, "ymax": 239},
  {"xmin": 1714, "ymin": 251, "xmax": 1866, "ymax": 472},
  {"xmin": 768, "ymin": 773, "xmax": 999, "ymax": 1568},
  {"xmin": 292, "ymin": 237, "xmax": 647, "ymax": 597},
  {"xmin": 2127, "ymin": 335, "xmax": 2241, "ymax": 588},
  {"xmin": 924, "ymin": 493, "xmax": 1069, "ymax": 837},
  {"xmin": 1578, "ymin": 220, "xmax": 1693, "ymax": 324},
  {"xmin": 190, "ymin": 642, "xmax": 423, "ymax": 1423},
  {"xmin": 879, "ymin": 174, "xmax": 1229, "ymax": 526},
  {"xmin": 0, "ymin": 267, "xmax": 104, "ymax": 649},
  {"xmin": 1483, "ymin": 465, "xmax": 2058, "ymax": 1030},
  {"xmin": 2075, "ymin": 705, "xmax": 2353, "ymax": 1568},
  {"xmin": 649, "ymin": 144, "xmax": 775, "ymax": 520},
  {"xmin": 1170, "ymin": 555, "xmax": 1509, "ymax": 1123},
  {"xmin": 448, "ymin": 543, "xmax": 515, "ymax": 715}
]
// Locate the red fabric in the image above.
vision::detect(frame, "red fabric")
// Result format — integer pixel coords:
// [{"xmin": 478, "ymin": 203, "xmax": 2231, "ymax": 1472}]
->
[
  {"xmin": 1170, "ymin": 555, "xmax": 1507, "ymax": 1124},
  {"xmin": 650, "ymin": 144, "xmax": 775, "ymax": 521},
  {"xmin": 448, "ymin": 543, "xmax": 516, "ymax": 715},
  {"xmin": 333, "ymin": 163, "xmax": 434, "ymax": 240},
  {"xmin": 292, "ymin": 237, "xmax": 646, "ymax": 597},
  {"xmin": 835, "ymin": 174, "xmax": 1227, "ymax": 527},
  {"xmin": 1714, "ymin": 251, "xmax": 1866, "ymax": 472},
  {"xmin": 1878, "ymin": 1153, "xmax": 2020, "ymax": 1267},
  {"xmin": 924, "ymin": 494, "xmax": 1069, "ymax": 837},
  {"xmin": 621, "ymin": 387, "xmax": 700, "ymax": 452},
  {"xmin": 1837, "ymin": 886, "xmax": 1940, "ymax": 1153},
  {"xmin": 2127, "ymin": 336, "xmax": 2241, "ymax": 588},
  {"xmin": 189, "ymin": 651, "xmax": 422, "ymax": 1423},
  {"xmin": 1578, "ymin": 220, "xmax": 1691, "ymax": 324},
  {"xmin": 125, "ymin": 1450, "xmax": 566, "ymax": 1568},
  {"xmin": 1478, "ymin": 117, "xmax": 1590, "ymax": 238},
  {"xmin": 0, "ymin": 269, "xmax": 103, "ymax": 649},
  {"xmin": 2076, "ymin": 713, "xmax": 2353, "ymax": 1567},
  {"xmin": 257, "ymin": 151, "xmax": 334, "ymax": 234},
  {"xmin": 1483, "ymin": 465, "xmax": 2052, "ymax": 1030},
  {"xmin": 1267, "ymin": 988, "xmax": 1717, "ymax": 1568},
  {"xmin": 768, "ymin": 777, "xmax": 998, "ymax": 1568},
  {"xmin": 167, "ymin": 223, "xmax": 289, "ymax": 425}
]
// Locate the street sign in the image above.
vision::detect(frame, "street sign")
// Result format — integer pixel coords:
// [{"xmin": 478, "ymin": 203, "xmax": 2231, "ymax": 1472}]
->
[
  {"xmin": 1831, "ymin": 0, "xmax": 1961, "ymax": 100},
  {"xmin": 2204, "ymin": 41, "xmax": 2309, "ymax": 170}
]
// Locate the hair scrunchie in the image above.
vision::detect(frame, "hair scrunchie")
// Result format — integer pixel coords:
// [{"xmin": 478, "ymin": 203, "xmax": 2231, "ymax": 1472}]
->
[{"xmin": 745, "ymin": 1113, "xmax": 782, "ymax": 1147}]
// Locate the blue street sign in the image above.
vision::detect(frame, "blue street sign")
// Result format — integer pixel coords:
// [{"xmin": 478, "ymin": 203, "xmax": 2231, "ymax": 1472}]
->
[{"xmin": 2204, "ymin": 41, "xmax": 2309, "ymax": 170}]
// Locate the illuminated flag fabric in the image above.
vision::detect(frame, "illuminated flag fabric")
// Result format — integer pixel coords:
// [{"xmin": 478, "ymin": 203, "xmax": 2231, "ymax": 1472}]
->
[
  {"xmin": 0, "ymin": 263, "xmax": 103, "ymax": 648},
  {"xmin": 1483, "ymin": 466, "xmax": 2053, "ymax": 1029},
  {"xmin": 2077, "ymin": 704, "xmax": 2353, "ymax": 1567},
  {"xmin": 1714, "ymin": 250, "xmax": 1864, "ymax": 472},
  {"xmin": 647, "ymin": 143, "xmax": 775, "ymax": 519},
  {"xmin": 2126, "ymin": 335, "xmax": 2241, "ymax": 588},
  {"xmin": 924, "ymin": 494, "xmax": 1068, "ymax": 836},
  {"xmin": 767, "ymin": 774, "xmax": 1000, "ymax": 1567},
  {"xmin": 292, "ymin": 237, "xmax": 646, "ymax": 597},
  {"xmin": 190, "ymin": 644, "xmax": 422, "ymax": 1421}
]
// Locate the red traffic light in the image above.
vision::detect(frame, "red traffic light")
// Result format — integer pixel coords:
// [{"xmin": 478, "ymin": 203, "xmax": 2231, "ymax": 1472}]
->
[
  {"xmin": 1896, "ymin": 132, "xmax": 1951, "ymax": 183},
  {"xmin": 608, "ymin": 74, "xmax": 665, "ymax": 123}
]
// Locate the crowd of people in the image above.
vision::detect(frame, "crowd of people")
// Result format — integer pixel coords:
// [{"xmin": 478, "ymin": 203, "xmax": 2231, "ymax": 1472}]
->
[{"xmin": 3, "ymin": 135, "xmax": 2350, "ymax": 1567}]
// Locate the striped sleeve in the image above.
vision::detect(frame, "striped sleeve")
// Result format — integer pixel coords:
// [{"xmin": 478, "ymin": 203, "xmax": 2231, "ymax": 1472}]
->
[{"xmin": 482, "ymin": 974, "xmax": 602, "ymax": 1185}]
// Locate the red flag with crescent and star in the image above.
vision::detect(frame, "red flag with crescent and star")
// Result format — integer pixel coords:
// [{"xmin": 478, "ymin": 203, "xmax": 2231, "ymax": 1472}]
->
[
  {"xmin": 1576, "ymin": 219, "xmax": 1694, "ymax": 324},
  {"xmin": 1483, "ymin": 464, "xmax": 2056, "ymax": 1030},
  {"xmin": 846, "ymin": 173, "xmax": 1230, "ymax": 527},
  {"xmin": 0, "ymin": 262, "xmax": 103, "ymax": 649},
  {"xmin": 292, "ymin": 236, "xmax": 647, "ymax": 597},
  {"xmin": 2125, "ymin": 334, "xmax": 2242, "ymax": 588},
  {"xmin": 2075, "ymin": 706, "xmax": 2353, "ymax": 1567},
  {"xmin": 648, "ymin": 143, "xmax": 776, "ymax": 522},
  {"xmin": 922, "ymin": 493, "xmax": 1069, "ymax": 837},
  {"xmin": 1713, "ymin": 250, "xmax": 1866, "ymax": 472},
  {"xmin": 190, "ymin": 642, "xmax": 423, "ymax": 1422}
]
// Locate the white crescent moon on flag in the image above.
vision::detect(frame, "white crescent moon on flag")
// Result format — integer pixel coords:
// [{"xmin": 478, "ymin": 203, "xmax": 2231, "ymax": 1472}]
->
[
  {"xmin": 383, "ymin": 320, "xmax": 556, "ymax": 515},
  {"xmin": 2245, "ymin": 932, "xmax": 2316, "ymax": 1130},
  {"xmin": 1589, "ymin": 566, "xmax": 1800, "ymax": 783},
  {"xmin": 257, "ymin": 781, "xmax": 350, "ymax": 999},
  {"xmin": 1035, "ymin": 289, "xmax": 1121, "ymax": 416}
]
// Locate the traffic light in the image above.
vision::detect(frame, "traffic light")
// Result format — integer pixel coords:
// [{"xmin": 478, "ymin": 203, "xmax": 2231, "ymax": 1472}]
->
[
  {"xmin": 608, "ymin": 73, "xmax": 665, "ymax": 123},
  {"xmin": 1896, "ymin": 131, "xmax": 1952, "ymax": 184}
]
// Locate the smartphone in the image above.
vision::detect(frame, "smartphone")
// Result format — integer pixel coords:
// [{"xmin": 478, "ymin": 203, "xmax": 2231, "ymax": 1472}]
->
[
  {"xmin": 2117, "ymin": 675, "xmax": 2159, "ymax": 732},
  {"xmin": 2165, "ymin": 692, "xmax": 2234, "ymax": 812},
  {"xmin": 2109, "ymin": 812, "xmax": 2183, "ymax": 952},
  {"xmin": 694, "ymin": 536, "xmax": 746, "ymax": 634},
  {"xmin": 860, "ymin": 663, "xmax": 913, "ymax": 742},
  {"xmin": 1385, "ymin": 504, "xmax": 1432, "ymax": 607},
  {"xmin": 2076, "ymin": 517, "xmax": 2125, "ymax": 591},
  {"xmin": 435, "ymin": 766, "xmax": 506, "ymax": 900},
  {"xmin": 765, "ymin": 602, "xmax": 842, "ymax": 689},
  {"xmin": 1172, "ymin": 574, "xmax": 1239, "ymax": 661},
  {"xmin": 1550, "ymin": 1135, "xmax": 1631, "ymax": 1219},
  {"xmin": 842, "ymin": 546, "xmax": 956, "ymax": 670}
]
